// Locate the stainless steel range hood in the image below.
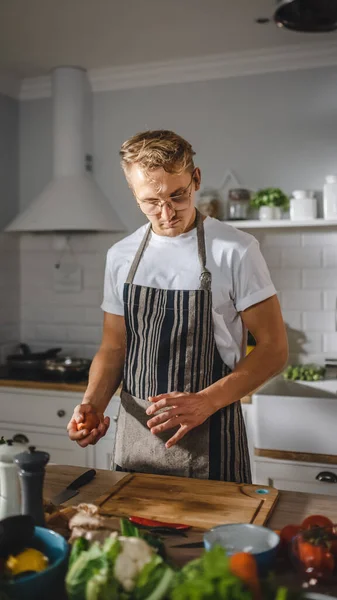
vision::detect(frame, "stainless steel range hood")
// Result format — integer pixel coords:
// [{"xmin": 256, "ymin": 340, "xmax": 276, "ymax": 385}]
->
[
  {"xmin": 274, "ymin": 0, "xmax": 337, "ymax": 32},
  {"xmin": 6, "ymin": 67, "xmax": 125, "ymax": 233}
]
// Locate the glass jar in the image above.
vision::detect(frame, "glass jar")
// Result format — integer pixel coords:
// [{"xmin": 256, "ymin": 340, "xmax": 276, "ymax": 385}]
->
[{"xmin": 228, "ymin": 189, "xmax": 251, "ymax": 220}]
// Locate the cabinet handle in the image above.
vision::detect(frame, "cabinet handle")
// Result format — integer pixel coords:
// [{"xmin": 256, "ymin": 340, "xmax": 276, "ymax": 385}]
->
[
  {"xmin": 113, "ymin": 416, "xmax": 118, "ymax": 422},
  {"xmin": 13, "ymin": 433, "xmax": 29, "ymax": 444},
  {"xmin": 57, "ymin": 409, "xmax": 66, "ymax": 418},
  {"xmin": 316, "ymin": 471, "xmax": 337, "ymax": 483}
]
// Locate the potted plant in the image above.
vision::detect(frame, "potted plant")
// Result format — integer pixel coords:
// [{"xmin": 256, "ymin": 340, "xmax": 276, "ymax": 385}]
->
[{"xmin": 250, "ymin": 188, "xmax": 289, "ymax": 220}]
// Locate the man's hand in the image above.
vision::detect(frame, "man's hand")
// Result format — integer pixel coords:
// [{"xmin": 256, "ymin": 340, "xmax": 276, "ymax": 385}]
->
[
  {"xmin": 67, "ymin": 403, "xmax": 110, "ymax": 447},
  {"xmin": 146, "ymin": 391, "xmax": 214, "ymax": 448}
]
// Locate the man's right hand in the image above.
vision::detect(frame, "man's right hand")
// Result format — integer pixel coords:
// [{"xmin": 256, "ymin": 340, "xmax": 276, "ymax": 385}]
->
[{"xmin": 67, "ymin": 403, "xmax": 110, "ymax": 447}]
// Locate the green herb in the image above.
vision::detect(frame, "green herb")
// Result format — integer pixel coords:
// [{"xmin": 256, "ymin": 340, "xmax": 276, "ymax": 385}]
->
[
  {"xmin": 170, "ymin": 546, "xmax": 251, "ymax": 600},
  {"xmin": 250, "ymin": 188, "xmax": 289, "ymax": 211},
  {"xmin": 283, "ymin": 364, "xmax": 325, "ymax": 382}
]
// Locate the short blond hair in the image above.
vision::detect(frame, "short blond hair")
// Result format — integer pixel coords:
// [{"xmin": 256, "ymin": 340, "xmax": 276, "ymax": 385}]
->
[{"xmin": 120, "ymin": 130, "xmax": 196, "ymax": 178}]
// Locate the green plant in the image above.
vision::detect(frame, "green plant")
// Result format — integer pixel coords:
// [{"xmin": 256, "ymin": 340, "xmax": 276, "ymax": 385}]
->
[{"xmin": 250, "ymin": 188, "xmax": 289, "ymax": 211}]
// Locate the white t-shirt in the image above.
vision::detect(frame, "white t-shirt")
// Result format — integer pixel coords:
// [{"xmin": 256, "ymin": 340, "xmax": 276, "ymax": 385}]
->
[{"xmin": 101, "ymin": 217, "xmax": 276, "ymax": 370}]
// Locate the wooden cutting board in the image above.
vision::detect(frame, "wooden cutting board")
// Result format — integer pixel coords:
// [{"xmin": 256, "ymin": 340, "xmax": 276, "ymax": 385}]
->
[{"xmin": 96, "ymin": 473, "xmax": 279, "ymax": 530}]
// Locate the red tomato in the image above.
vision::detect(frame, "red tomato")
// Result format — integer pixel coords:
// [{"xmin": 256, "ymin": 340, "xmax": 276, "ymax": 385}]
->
[
  {"xmin": 298, "ymin": 540, "xmax": 335, "ymax": 573},
  {"xmin": 280, "ymin": 524, "xmax": 301, "ymax": 546},
  {"xmin": 329, "ymin": 538, "xmax": 337, "ymax": 556},
  {"xmin": 301, "ymin": 515, "xmax": 334, "ymax": 531}
]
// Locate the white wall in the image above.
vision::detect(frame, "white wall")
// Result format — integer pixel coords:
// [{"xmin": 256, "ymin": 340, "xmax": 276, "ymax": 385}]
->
[
  {"xmin": 0, "ymin": 92, "xmax": 20, "ymax": 361},
  {"xmin": 18, "ymin": 66, "xmax": 337, "ymax": 362}
]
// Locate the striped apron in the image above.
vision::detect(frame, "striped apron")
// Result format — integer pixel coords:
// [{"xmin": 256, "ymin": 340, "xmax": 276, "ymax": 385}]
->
[{"xmin": 113, "ymin": 210, "xmax": 251, "ymax": 482}]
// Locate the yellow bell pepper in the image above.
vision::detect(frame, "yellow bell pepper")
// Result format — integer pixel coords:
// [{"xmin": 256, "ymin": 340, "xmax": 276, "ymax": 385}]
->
[{"xmin": 6, "ymin": 548, "xmax": 48, "ymax": 576}]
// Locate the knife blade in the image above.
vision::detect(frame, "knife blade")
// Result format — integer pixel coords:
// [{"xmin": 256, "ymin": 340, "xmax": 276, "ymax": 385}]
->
[
  {"xmin": 171, "ymin": 541, "xmax": 204, "ymax": 549},
  {"xmin": 51, "ymin": 469, "xmax": 96, "ymax": 505}
]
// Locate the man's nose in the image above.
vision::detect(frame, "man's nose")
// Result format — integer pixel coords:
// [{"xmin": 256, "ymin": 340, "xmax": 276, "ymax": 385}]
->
[{"xmin": 160, "ymin": 201, "xmax": 175, "ymax": 220}]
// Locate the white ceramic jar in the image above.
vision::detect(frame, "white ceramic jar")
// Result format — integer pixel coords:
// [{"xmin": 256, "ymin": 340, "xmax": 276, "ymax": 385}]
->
[
  {"xmin": 323, "ymin": 175, "xmax": 337, "ymax": 220},
  {"xmin": 258, "ymin": 206, "xmax": 282, "ymax": 220},
  {"xmin": 290, "ymin": 190, "xmax": 317, "ymax": 221}
]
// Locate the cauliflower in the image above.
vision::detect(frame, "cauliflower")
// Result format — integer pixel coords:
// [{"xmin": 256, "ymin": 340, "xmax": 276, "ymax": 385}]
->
[{"xmin": 114, "ymin": 536, "xmax": 154, "ymax": 592}]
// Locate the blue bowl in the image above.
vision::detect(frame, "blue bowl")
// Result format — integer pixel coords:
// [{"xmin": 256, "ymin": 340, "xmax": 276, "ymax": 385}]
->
[
  {"xmin": 1, "ymin": 526, "xmax": 69, "ymax": 600},
  {"xmin": 203, "ymin": 523, "xmax": 280, "ymax": 575}
]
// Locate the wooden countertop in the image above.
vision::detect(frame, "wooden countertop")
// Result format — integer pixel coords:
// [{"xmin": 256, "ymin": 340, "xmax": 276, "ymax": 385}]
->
[
  {"xmin": 44, "ymin": 466, "xmax": 337, "ymax": 595},
  {"xmin": 0, "ymin": 378, "xmax": 252, "ymax": 402},
  {"xmin": 0, "ymin": 378, "xmax": 89, "ymax": 393}
]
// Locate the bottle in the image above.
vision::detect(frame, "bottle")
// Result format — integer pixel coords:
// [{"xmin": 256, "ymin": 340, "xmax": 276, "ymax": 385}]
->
[
  {"xmin": 323, "ymin": 175, "xmax": 337, "ymax": 220},
  {"xmin": 14, "ymin": 446, "xmax": 50, "ymax": 527},
  {"xmin": 0, "ymin": 440, "xmax": 22, "ymax": 519},
  {"xmin": 290, "ymin": 190, "xmax": 317, "ymax": 221}
]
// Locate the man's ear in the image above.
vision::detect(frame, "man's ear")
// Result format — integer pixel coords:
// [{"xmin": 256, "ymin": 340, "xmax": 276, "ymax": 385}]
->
[{"xmin": 193, "ymin": 167, "xmax": 201, "ymax": 192}]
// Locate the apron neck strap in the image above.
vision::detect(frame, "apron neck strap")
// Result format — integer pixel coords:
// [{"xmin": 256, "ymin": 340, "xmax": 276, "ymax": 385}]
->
[{"xmin": 126, "ymin": 209, "xmax": 212, "ymax": 290}]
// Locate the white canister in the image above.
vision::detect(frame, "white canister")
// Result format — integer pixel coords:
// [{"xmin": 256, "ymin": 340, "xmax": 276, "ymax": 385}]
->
[
  {"xmin": 0, "ymin": 441, "xmax": 22, "ymax": 519},
  {"xmin": 323, "ymin": 175, "xmax": 337, "ymax": 220},
  {"xmin": 290, "ymin": 190, "xmax": 317, "ymax": 221}
]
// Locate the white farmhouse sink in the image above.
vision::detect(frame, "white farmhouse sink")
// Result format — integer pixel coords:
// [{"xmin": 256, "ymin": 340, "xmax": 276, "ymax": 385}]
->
[{"xmin": 252, "ymin": 377, "xmax": 337, "ymax": 455}]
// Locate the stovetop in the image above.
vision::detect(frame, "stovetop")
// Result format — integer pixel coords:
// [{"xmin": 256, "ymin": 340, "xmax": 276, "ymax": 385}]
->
[{"xmin": 0, "ymin": 365, "xmax": 88, "ymax": 384}]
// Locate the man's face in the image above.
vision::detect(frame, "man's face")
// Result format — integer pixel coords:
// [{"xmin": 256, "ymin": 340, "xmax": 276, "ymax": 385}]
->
[{"xmin": 128, "ymin": 165, "xmax": 201, "ymax": 236}]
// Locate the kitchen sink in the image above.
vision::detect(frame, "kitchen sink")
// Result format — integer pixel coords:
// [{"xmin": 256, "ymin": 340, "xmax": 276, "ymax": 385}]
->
[{"xmin": 252, "ymin": 377, "xmax": 337, "ymax": 455}]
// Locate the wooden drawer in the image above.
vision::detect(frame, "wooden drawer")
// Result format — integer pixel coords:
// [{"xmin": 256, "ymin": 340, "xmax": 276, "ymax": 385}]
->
[
  {"xmin": 0, "ymin": 388, "xmax": 120, "ymax": 430},
  {"xmin": 255, "ymin": 458, "xmax": 337, "ymax": 496}
]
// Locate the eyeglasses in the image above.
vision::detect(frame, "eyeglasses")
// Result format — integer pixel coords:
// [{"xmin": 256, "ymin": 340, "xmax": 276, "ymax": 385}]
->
[{"xmin": 136, "ymin": 172, "xmax": 195, "ymax": 216}]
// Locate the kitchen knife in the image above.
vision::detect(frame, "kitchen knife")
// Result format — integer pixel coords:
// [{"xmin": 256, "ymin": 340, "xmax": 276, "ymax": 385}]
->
[
  {"xmin": 51, "ymin": 469, "xmax": 96, "ymax": 505},
  {"xmin": 171, "ymin": 540, "xmax": 204, "ymax": 549}
]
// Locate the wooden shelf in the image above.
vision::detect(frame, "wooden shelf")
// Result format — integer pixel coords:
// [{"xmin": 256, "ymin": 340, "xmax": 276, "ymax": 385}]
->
[{"xmin": 224, "ymin": 219, "xmax": 337, "ymax": 229}]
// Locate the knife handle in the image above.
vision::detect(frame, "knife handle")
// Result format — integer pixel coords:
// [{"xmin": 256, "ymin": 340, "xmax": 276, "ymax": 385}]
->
[{"xmin": 67, "ymin": 469, "xmax": 96, "ymax": 491}]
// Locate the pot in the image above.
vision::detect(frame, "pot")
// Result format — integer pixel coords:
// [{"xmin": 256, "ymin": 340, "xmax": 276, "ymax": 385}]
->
[
  {"xmin": 44, "ymin": 356, "xmax": 91, "ymax": 375},
  {"xmin": 6, "ymin": 344, "xmax": 62, "ymax": 371}
]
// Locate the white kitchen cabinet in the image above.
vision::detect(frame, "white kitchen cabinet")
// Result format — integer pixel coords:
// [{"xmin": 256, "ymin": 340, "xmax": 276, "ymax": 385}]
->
[
  {"xmin": 94, "ymin": 396, "xmax": 120, "ymax": 470},
  {"xmin": 0, "ymin": 387, "xmax": 120, "ymax": 470},
  {"xmin": 0, "ymin": 425, "xmax": 88, "ymax": 467},
  {"xmin": 255, "ymin": 457, "xmax": 337, "ymax": 496}
]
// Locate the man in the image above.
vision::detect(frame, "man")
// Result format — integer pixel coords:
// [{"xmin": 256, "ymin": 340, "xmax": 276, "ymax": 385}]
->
[{"xmin": 68, "ymin": 130, "xmax": 288, "ymax": 482}]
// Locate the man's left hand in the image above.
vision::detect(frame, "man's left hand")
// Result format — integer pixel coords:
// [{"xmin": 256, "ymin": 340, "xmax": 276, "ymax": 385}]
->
[{"xmin": 146, "ymin": 391, "xmax": 215, "ymax": 448}]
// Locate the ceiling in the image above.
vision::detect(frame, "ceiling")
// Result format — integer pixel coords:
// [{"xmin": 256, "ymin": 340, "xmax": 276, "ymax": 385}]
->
[{"xmin": 1, "ymin": 0, "xmax": 337, "ymax": 80}]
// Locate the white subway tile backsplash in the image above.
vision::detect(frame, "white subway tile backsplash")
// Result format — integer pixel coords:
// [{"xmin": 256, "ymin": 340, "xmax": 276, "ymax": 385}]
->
[
  {"xmin": 85, "ymin": 307, "xmax": 103, "ymax": 325},
  {"xmin": 281, "ymin": 290, "xmax": 322, "ymax": 310},
  {"xmin": 261, "ymin": 232, "xmax": 301, "ymax": 247},
  {"xmin": 281, "ymin": 247, "xmax": 321, "ymax": 268},
  {"xmin": 323, "ymin": 247, "xmax": 337, "ymax": 267},
  {"xmin": 282, "ymin": 311, "xmax": 302, "ymax": 329},
  {"xmin": 323, "ymin": 333, "xmax": 337, "ymax": 353},
  {"xmin": 66, "ymin": 325, "xmax": 103, "ymax": 344},
  {"xmin": 83, "ymin": 269, "xmax": 105, "ymax": 290},
  {"xmin": 269, "ymin": 268, "xmax": 301, "ymax": 290},
  {"xmin": 286, "ymin": 329, "xmax": 322, "ymax": 354},
  {"xmin": 302, "ymin": 231, "xmax": 337, "ymax": 247},
  {"xmin": 21, "ymin": 304, "xmax": 52, "ymax": 323},
  {"xmin": 52, "ymin": 306, "xmax": 87, "ymax": 324},
  {"xmin": 260, "ymin": 247, "xmax": 282, "ymax": 268},
  {"xmin": 14, "ymin": 228, "xmax": 337, "ymax": 366},
  {"xmin": 303, "ymin": 269, "xmax": 337, "ymax": 289},
  {"xmin": 323, "ymin": 291, "xmax": 337, "ymax": 310},
  {"xmin": 70, "ymin": 233, "xmax": 123, "ymax": 253},
  {"xmin": 35, "ymin": 324, "xmax": 68, "ymax": 342},
  {"xmin": 302, "ymin": 311, "xmax": 336, "ymax": 331},
  {"xmin": 50, "ymin": 289, "xmax": 103, "ymax": 306}
]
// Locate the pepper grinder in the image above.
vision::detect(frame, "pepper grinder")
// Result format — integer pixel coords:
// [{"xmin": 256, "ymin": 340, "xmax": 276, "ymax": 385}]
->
[
  {"xmin": 14, "ymin": 446, "xmax": 50, "ymax": 527},
  {"xmin": 0, "ymin": 440, "xmax": 22, "ymax": 520}
]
